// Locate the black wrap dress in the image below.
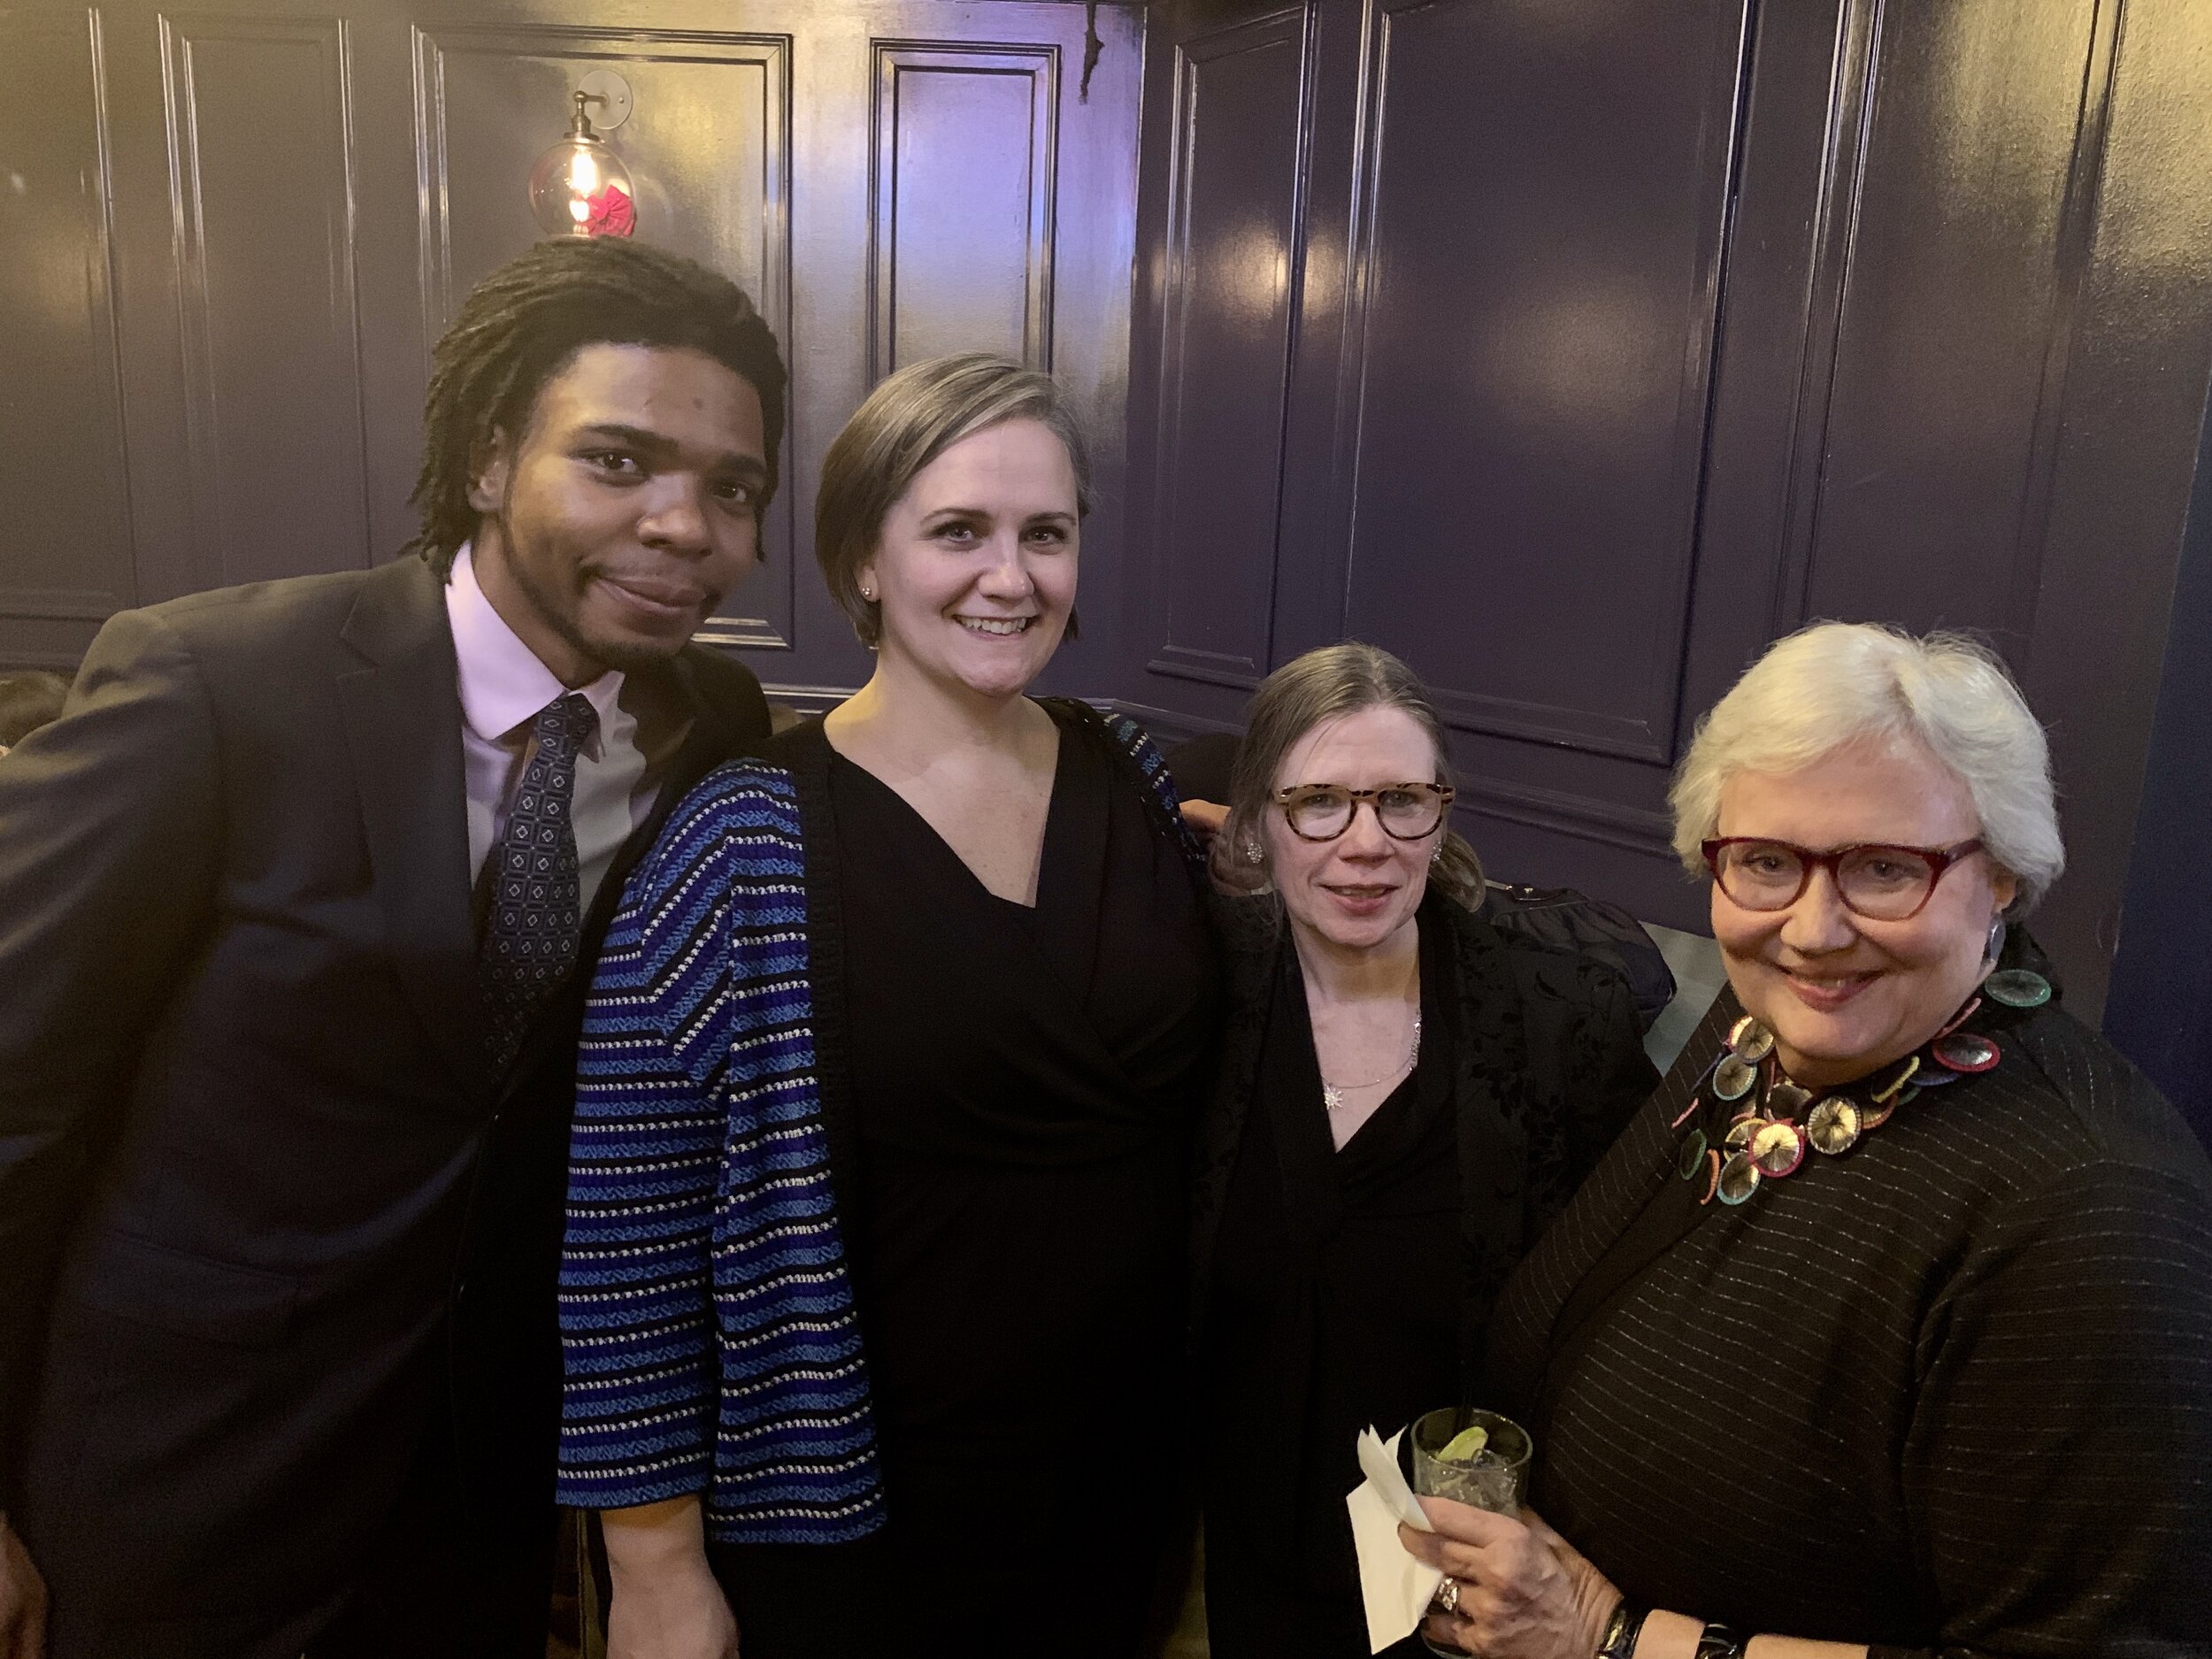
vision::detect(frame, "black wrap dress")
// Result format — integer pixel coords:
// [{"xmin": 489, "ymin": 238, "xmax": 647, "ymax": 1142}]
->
[{"xmin": 710, "ymin": 703, "xmax": 1218, "ymax": 1658}]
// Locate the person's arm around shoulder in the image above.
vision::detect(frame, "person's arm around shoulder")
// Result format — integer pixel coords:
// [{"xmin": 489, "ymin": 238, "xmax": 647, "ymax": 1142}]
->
[{"xmin": 0, "ymin": 609, "xmax": 224, "ymax": 1659}]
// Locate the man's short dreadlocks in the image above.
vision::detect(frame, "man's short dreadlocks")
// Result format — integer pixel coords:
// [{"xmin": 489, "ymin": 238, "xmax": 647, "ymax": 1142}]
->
[{"xmin": 403, "ymin": 237, "xmax": 787, "ymax": 576}]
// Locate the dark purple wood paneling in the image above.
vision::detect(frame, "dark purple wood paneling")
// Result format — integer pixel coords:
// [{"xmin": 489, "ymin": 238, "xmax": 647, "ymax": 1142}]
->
[
  {"xmin": 1674, "ymin": 0, "xmax": 1876, "ymax": 728},
  {"xmin": 2107, "ymin": 391, "xmax": 2212, "ymax": 1134},
  {"xmin": 1333, "ymin": 0, "xmax": 1748, "ymax": 764},
  {"xmin": 869, "ymin": 41, "xmax": 1058, "ymax": 378},
  {"xmin": 162, "ymin": 12, "xmax": 373, "ymax": 587},
  {"xmin": 1142, "ymin": 6, "xmax": 1310, "ymax": 692},
  {"xmin": 0, "ymin": 7, "xmax": 135, "ymax": 627},
  {"xmin": 2023, "ymin": 0, "xmax": 2212, "ymax": 1017},
  {"xmin": 411, "ymin": 24, "xmax": 796, "ymax": 649},
  {"xmin": 1802, "ymin": 0, "xmax": 2103, "ymax": 645},
  {"xmin": 1123, "ymin": 0, "xmax": 2212, "ymax": 1007}
]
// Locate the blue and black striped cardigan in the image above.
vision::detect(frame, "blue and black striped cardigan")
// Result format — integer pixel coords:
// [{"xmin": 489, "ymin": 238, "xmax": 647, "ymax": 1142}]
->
[{"xmin": 554, "ymin": 703, "xmax": 1197, "ymax": 1543}]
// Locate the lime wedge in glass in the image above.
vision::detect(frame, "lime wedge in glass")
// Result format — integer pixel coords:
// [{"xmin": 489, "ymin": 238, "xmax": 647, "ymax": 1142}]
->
[{"xmin": 1437, "ymin": 1425, "xmax": 1490, "ymax": 1463}]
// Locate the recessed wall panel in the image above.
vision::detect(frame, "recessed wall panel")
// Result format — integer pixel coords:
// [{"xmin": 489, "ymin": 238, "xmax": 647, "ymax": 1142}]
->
[
  {"xmin": 1338, "ymin": 0, "xmax": 1747, "ymax": 762},
  {"xmin": 1805, "ymin": 0, "xmax": 2100, "ymax": 645},
  {"xmin": 0, "ymin": 9, "xmax": 134, "ymax": 620},
  {"xmin": 414, "ymin": 26, "xmax": 794, "ymax": 649},
  {"xmin": 165, "ymin": 13, "xmax": 371, "ymax": 585},
  {"xmin": 871, "ymin": 42, "xmax": 1056, "ymax": 377},
  {"xmin": 1146, "ymin": 9, "xmax": 1308, "ymax": 689}
]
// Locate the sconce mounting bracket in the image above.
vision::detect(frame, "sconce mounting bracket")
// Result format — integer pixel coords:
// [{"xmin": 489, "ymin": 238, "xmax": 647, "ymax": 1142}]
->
[{"xmin": 578, "ymin": 69, "xmax": 634, "ymax": 132}]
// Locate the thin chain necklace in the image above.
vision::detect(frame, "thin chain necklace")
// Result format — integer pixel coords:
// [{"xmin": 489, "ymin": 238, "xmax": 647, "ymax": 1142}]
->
[{"xmin": 1322, "ymin": 1008, "xmax": 1423, "ymax": 1113}]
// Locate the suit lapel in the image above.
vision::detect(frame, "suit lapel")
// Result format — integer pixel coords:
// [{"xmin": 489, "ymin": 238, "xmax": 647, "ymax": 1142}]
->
[{"xmin": 336, "ymin": 557, "xmax": 488, "ymax": 1099}]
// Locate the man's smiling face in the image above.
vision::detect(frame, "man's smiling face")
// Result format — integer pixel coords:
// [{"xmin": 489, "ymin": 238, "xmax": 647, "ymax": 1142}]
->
[{"xmin": 468, "ymin": 342, "xmax": 769, "ymax": 685}]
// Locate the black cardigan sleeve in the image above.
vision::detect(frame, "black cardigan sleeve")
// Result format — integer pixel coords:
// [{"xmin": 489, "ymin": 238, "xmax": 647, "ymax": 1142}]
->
[{"xmin": 1877, "ymin": 1158, "xmax": 2212, "ymax": 1659}]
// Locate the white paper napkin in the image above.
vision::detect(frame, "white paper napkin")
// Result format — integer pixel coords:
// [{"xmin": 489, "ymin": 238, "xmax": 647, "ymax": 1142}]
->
[{"xmin": 1345, "ymin": 1425, "xmax": 1445, "ymax": 1653}]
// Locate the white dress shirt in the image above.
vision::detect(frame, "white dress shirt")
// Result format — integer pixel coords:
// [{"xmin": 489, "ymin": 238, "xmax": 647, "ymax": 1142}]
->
[{"xmin": 444, "ymin": 546, "xmax": 657, "ymax": 917}]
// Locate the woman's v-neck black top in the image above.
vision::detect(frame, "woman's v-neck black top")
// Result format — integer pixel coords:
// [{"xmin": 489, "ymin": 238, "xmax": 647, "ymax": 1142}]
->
[{"xmin": 822, "ymin": 701, "xmax": 1219, "ymax": 1647}]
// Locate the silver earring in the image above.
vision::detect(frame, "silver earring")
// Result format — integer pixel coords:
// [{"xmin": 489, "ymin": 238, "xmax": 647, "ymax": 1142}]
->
[
  {"xmin": 859, "ymin": 587, "xmax": 875, "ymax": 602},
  {"xmin": 1985, "ymin": 916, "xmax": 2008, "ymax": 964},
  {"xmin": 1242, "ymin": 839, "xmax": 1263, "ymax": 865}
]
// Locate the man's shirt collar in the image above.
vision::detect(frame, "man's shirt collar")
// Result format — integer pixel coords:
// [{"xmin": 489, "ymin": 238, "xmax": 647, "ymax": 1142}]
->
[{"xmin": 445, "ymin": 543, "xmax": 625, "ymax": 746}]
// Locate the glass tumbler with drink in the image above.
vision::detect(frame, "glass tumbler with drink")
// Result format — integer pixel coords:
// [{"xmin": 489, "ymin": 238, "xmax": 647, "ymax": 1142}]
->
[
  {"xmin": 1407, "ymin": 1409, "xmax": 1534, "ymax": 1654},
  {"xmin": 1409, "ymin": 1407, "xmax": 1532, "ymax": 1513}
]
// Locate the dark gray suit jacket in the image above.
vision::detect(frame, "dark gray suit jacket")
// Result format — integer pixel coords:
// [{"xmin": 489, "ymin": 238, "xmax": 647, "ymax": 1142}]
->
[{"xmin": 0, "ymin": 553, "xmax": 769, "ymax": 1655}]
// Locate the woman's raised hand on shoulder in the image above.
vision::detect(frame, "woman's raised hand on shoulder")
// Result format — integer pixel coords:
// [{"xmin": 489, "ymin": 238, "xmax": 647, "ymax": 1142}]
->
[
  {"xmin": 603, "ymin": 1496, "xmax": 741, "ymax": 1659},
  {"xmin": 1181, "ymin": 797, "xmax": 1274, "ymax": 895},
  {"xmin": 1179, "ymin": 797, "xmax": 1228, "ymax": 841}
]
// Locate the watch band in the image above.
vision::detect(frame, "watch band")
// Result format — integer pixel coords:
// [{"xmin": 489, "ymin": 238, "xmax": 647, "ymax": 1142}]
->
[
  {"xmin": 1694, "ymin": 1621, "xmax": 1747, "ymax": 1659},
  {"xmin": 1594, "ymin": 1599, "xmax": 1648, "ymax": 1659}
]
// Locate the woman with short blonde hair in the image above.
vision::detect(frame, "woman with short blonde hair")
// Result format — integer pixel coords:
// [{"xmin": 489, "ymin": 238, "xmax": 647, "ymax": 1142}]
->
[
  {"xmin": 814, "ymin": 351, "xmax": 1095, "ymax": 647},
  {"xmin": 559, "ymin": 354, "xmax": 1218, "ymax": 1659}
]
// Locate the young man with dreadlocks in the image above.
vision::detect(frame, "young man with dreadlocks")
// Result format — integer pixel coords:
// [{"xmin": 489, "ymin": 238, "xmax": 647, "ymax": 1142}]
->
[{"xmin": 0, "ymin": 236, "xmax": 781, "ymax": 1659}]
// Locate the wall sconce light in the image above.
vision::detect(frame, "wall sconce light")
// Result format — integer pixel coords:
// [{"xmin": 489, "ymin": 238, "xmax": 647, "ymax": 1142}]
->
[{"xmin": 528, "ymin": 70, "xmax": 636, "ymax": 238}]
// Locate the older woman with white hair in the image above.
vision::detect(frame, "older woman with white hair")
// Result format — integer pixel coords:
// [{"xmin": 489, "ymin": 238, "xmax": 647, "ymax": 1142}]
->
[{"xmin": 1400, "ymin": 622, "xmax": 2212, "ymax": 1659}]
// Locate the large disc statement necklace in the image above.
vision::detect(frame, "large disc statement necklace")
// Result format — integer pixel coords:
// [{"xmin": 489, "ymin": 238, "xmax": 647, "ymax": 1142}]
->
[{"xmin": 1671, "ymin": 963, "xmax": 2053, "ymax": 1208}]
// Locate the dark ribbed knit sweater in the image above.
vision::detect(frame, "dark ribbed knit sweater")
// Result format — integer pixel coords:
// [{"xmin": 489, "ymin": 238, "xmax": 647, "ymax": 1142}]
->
[{"xmin": 1487, "ymin": 975, "xmax": 2212, "ymax": 1658}]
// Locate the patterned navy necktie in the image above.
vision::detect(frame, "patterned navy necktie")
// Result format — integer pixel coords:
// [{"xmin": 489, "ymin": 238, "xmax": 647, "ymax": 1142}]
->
[{"xmin": 480, "ymin": 691, "xmax": 598, "ymax": 1072}]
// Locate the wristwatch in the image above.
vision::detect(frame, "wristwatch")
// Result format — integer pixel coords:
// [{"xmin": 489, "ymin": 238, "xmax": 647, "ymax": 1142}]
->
[{"xmin": 1694, "ymin": 1621, "xmax": 1747, "ymax": 1659}]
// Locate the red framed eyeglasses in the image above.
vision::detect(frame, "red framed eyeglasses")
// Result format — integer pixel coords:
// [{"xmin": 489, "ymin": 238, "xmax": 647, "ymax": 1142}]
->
[{"xmin": 1701, "ymin": 837, "xmax": 1986, "ymax": 921}]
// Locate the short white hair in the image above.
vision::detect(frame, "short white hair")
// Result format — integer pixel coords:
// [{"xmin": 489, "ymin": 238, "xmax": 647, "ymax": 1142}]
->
[{"xmin": 1669, "ymin": 622, "xmax": 2065, "ymax": 911}]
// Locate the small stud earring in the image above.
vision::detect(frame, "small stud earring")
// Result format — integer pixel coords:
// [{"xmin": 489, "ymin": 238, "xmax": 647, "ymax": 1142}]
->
[
  {"xmin": 860, "ymin": 587, "xmax": 875, "ymax": 602},
  {"xmin": 1242, "ymin": 840, "xmax": 1263, "ymax": 865}
]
